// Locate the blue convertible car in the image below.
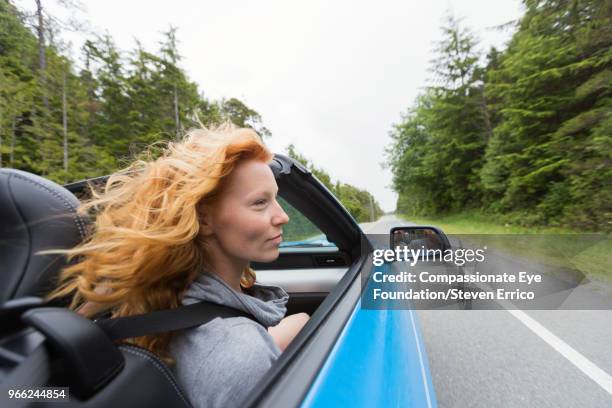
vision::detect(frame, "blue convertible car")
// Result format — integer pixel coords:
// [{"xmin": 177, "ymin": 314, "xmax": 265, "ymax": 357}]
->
[{"xmin": 0, "ymin": 155, "xmax": 436, "ymax": 407}]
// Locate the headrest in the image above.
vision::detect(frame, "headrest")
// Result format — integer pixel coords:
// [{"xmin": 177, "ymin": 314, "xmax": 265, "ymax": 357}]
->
[{"xmin": 0, "ymin": 169, "xmax": 88, "ymax": 302}]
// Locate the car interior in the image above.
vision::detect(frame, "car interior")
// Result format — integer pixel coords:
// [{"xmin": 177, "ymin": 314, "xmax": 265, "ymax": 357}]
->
[{"xmin": 0, "ymin": 155, "xmax": 366, "ymax": 407}]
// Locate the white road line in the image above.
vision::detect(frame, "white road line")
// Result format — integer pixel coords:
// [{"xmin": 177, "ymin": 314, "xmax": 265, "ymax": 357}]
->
[
  {"xmin": 466, "ymin": 273, "xmax": 612, "ymax": 396},
  {"xmin": 390, "ymin": 215, "xmax": 612, "ymax": 396},
  {"xmin": 507, "ymin": 308, "xmax": 612, "ymax": 396}
]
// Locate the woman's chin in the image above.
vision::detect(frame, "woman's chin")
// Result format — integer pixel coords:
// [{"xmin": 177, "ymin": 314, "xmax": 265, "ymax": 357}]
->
[{"xmin": 255, "ymin": 249, "xmax": 280, "ymax": 263}]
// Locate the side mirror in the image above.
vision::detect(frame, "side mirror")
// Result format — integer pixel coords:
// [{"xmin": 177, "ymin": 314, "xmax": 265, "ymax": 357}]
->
[{"xmin": 390, "ymin": 226, "xmax": 451, "ymax": 251}]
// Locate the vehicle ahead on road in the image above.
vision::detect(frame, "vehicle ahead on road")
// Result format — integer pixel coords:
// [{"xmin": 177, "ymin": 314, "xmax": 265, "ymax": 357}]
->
[{"xmin": 0, "ymin": 155, "xmax": 439, "ymax": 407}]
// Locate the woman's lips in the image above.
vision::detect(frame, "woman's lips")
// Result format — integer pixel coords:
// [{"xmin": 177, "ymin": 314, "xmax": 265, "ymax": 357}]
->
[{"xmin": 268, "ymin": 234, "xmax": 282, "ymax": 244}]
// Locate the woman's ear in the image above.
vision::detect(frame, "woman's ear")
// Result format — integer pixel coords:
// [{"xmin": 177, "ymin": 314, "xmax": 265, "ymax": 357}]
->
[{"xmin": 198, "ymin": 206, "xmax": 215, "ymax": 236}]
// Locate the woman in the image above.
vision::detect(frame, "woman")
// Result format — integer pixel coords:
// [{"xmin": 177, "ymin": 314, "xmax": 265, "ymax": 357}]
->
[{"xmin": 48, "ymin": 123, "xmax": 309, "ymax": 408}]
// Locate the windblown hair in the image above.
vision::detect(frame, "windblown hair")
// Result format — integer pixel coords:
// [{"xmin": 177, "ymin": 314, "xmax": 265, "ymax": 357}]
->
[{"xmin": 47, "ymin": 123, "xmax": 273, "ymax": 361}]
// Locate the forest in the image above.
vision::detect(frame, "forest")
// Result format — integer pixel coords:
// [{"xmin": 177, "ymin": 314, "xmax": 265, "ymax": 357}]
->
[
  {"xmin": 386, "ymin": 0, "xmax": 611, "ymax": 231},
  {"xmin": 0, "ymin": 0, "xmax": 383, "ymax": 223}
]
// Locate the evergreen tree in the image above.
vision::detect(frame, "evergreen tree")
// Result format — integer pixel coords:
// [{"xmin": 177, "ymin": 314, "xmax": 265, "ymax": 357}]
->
[
  {"xmin": 1, "ymin": 0, "xmax": 272, "ymax": 186},
  {"xmin": 483, "ymin": 0, "xmax": 611, "ymax": 228},
  {"xmin": 388, "ymin": 1, "xmax": 611, "ymax": 230},
  {"xmin": 387, "ymin": 14, "xmax": 487, "ymax": 214}
]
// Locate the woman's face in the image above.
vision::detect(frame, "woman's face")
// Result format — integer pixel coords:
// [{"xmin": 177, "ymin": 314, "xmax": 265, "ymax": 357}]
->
[{"xmin": 201, "ymin": 159, "xmax": 290, "ymax": 265}]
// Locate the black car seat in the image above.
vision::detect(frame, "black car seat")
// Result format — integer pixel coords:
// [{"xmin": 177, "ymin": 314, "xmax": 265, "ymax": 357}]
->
[
  {"xmin": 0, "ymin": 168, "xmax": 88, "ymax": 302},
  {"xmin": 0, "ymin": 168, "xmax": 192, "ymax": 407}
]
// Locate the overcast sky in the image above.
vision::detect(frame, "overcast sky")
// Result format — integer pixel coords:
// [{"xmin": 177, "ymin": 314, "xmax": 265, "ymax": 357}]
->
[{"xmin": 22, "ymin": 0, "xmax": 524, "ymax": 211}]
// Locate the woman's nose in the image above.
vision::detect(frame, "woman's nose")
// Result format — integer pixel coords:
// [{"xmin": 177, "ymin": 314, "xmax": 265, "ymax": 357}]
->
[{"xmin": 272, "ymin": 201, "xmax": 290, "ymax": 225}]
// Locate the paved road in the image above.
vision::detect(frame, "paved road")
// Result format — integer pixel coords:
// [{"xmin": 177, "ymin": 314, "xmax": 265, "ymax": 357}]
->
[{"xmin": 363, "ymin": 214, "xmax": 612, "ymax": 408}]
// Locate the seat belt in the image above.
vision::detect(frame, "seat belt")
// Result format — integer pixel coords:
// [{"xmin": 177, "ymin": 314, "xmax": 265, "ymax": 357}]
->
[
  {"xmin": 95, "ymin": 300, "xmax": 265, "ymax": 341},
  {"xmin": 2, "ymin": 301, "xmax": 262, "ymax": 407}
]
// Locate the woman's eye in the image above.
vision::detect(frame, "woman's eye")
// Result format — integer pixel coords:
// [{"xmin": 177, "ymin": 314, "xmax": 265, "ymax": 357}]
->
[{"xmin": 253, "ymin": 199, "xmax": 268, "ymax": 206}]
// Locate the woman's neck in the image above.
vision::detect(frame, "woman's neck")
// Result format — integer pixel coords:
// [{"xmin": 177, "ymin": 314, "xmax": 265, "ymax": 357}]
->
[
  {"xmin": 205, "ymin": 243, "xmax": 247, "ymax": 293},
  {"xmin": 213, "ymin": 265, "xmax": 244, "ymax": 293}
]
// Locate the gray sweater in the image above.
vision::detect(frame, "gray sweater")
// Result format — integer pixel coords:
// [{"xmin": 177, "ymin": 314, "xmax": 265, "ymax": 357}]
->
[{"xmin": 169, "ymin": 272, "xmax": 288, "ymax": 408}]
